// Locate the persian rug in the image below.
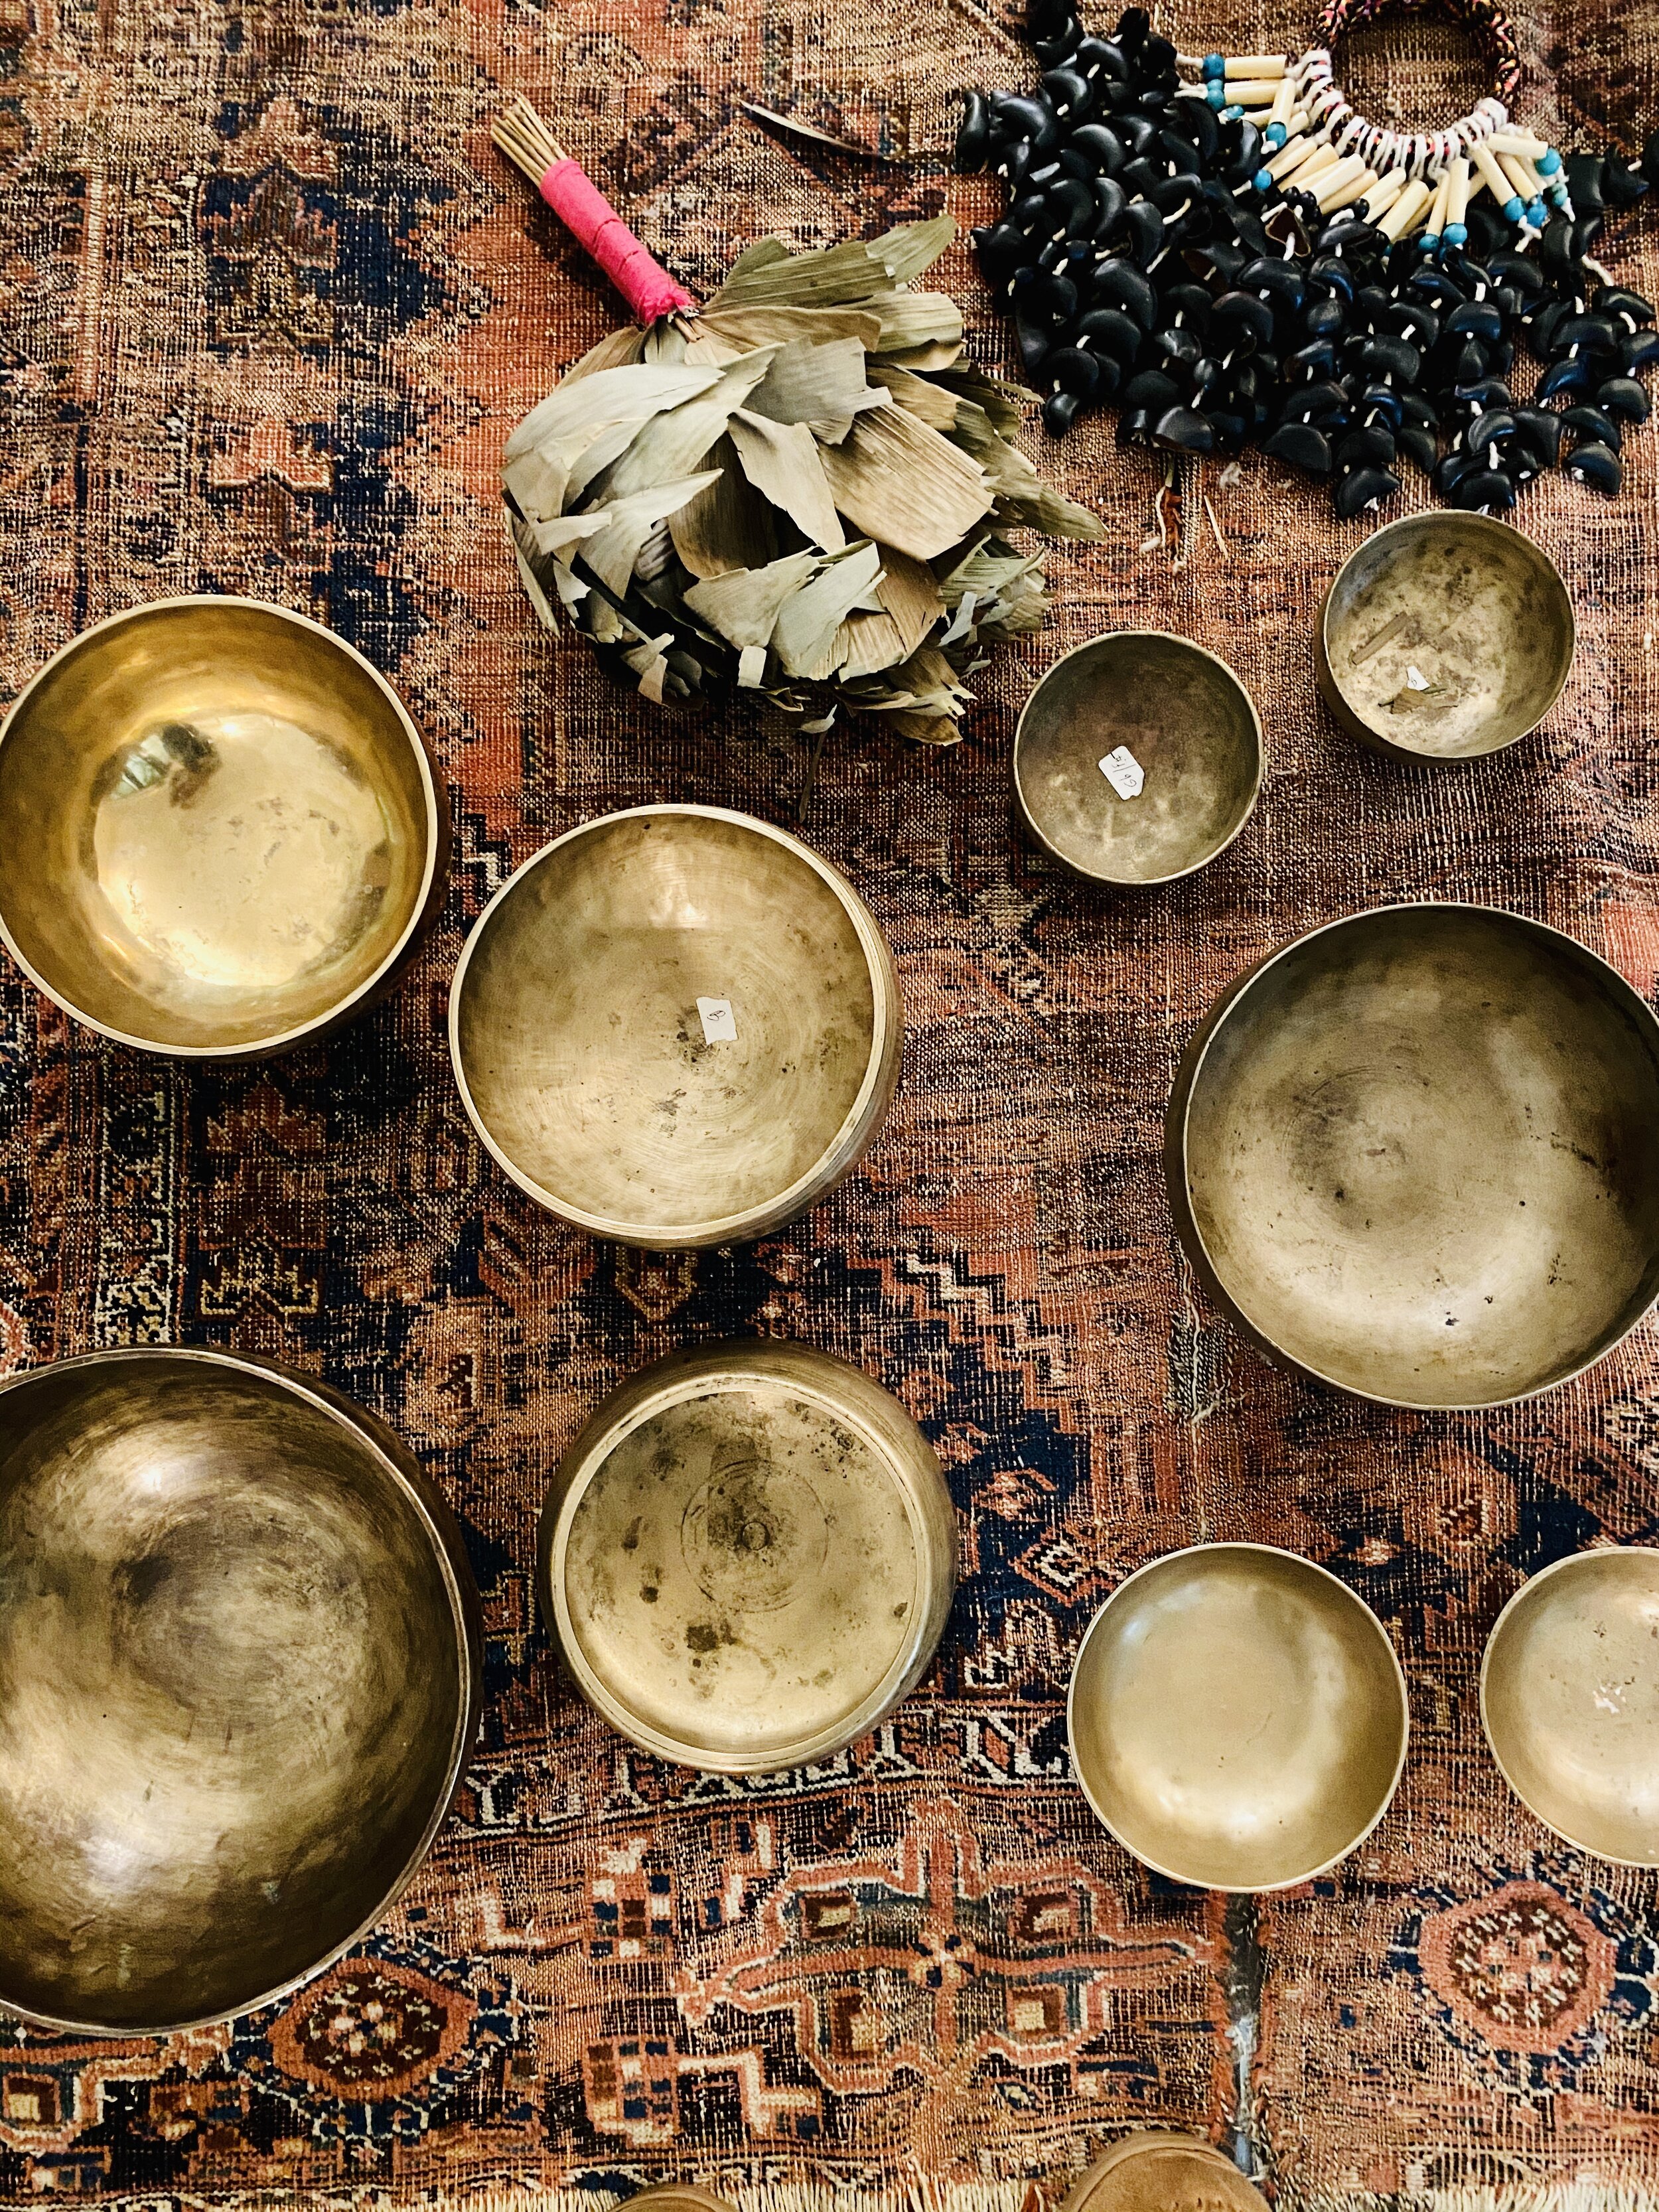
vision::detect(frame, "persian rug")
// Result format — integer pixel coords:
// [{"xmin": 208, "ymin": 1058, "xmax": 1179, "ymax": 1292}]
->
[{"xmin": 1, "ymin": 0, "xmax": 1658, "ymax": 2200}]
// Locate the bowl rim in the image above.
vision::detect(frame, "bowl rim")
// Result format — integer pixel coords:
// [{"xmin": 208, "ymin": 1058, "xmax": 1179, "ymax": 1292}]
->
[
  {"xmin": 1317, "ymin": 510, "xmax": 1577, "ymax": 763},
  {"xmin": 1165, "ymin": 899, "xmax": 1659, "ymax": 1412},
  {"xmin": 0, "ymin": 595, "xmax": 447, "ymax": 1059},
  {"xmin": 1065, "ymin": 1540, "xmax": 1409, "ymax": 1891},
  {"xmin": 538, "ymin": 1338, "xmax": 956, "ymax": 1773},
  {"xmin": 449, "ymin": 803, "xmax": 901, "ymax": 1247},
  {"xmin": 0, "ymin": 1344, "xmax": 483, "ymax": 2036},
  {"xmin": 1478, "ymin": 1543, "xmax": 1659, "ymax": 1868},
  {"xmin": 1011, "ymin": 628, "xmax": 1264, "ymax": 887}
]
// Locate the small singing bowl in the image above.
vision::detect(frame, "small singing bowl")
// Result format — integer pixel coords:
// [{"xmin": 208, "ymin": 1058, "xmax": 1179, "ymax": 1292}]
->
[
  {"xmin": 1317, "ymin": 512, "xmax": 1575, "ymax": 762},
  {"xmin": 1013, "ymin": 632, "xmax": 1262, "ymax": 886},
  {"xmin": 1167, "ymin": 904, "xmax": 1659, "ymax": 1410},
  {"xmin": 0, "ymin": 1349, "xmax": 482, "ymax": 2033},
  {"xmin": 1060, "ymin": 2134, "xmax": 1269, "ymax": 2212},
  {"xmin": 1067, "ymin": 1544, "xmax": 1407, "ymax": 1890},
  {"xmin": 0, "ymin": 598, "xmax": 448, "ymax": 1056},
  {"xmin": 540, "ymin": 1340, "xmax": 956, "ymax": 1773},
  {"xmin": 451, "ymin": 805, "xmax": 902, "ymax": 1248},
  {"xmin": 1481, "ymin": 1548, "xmax": 1659, "ymax": 1865}
]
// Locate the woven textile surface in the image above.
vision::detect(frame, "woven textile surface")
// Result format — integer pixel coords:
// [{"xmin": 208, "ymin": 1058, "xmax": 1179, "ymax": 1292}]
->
[{"xmin": 2, "ymin": 0, "xmax": 1659, "ymax": 2198}]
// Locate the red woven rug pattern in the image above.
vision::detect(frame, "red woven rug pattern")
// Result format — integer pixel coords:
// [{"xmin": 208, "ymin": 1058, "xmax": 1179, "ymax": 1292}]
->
[{"xmin": 1, "ymin": 0, "xmax": 1658, "ymax": 2199}]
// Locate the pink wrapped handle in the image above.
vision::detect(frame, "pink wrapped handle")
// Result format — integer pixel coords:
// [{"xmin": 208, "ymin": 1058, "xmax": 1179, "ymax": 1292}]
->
[{"xmin": 538, "ymin": 159, "xmax": 697, "ymax": 323}]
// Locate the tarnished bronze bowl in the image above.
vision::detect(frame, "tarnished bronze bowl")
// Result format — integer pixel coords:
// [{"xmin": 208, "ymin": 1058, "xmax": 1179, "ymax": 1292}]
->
[
  {"xmin": 1166, "ymin": 904, "xmax": 1659, "ymax": 1409},
  {"xmin": 1060, "ymin": 2134, "xmax": 1269, "ymax": 2212},
  {"xmin": 1317, "ymin": 513, "xmax": 1575, "ymax": 761},
  {"xmin": 1068, "ymin": 1544, "xmax": 1407, "ymax": 1890},
  {"xmin": 1481, "ymin": 1548, "xmax": 1659, "ymax": 1865},
  {"xmin": 0, "ymin": 599, "xmax": 448, "ymax": 1055},
  {"xmin": 624, "ymin": 2191, "xmax": 737, "ymax": 2212},
  {"xmin": 1013, "ymin": 631, "xmax": 1262, "ymax": 885},
  {"xmin": 0, "ymin": 1349, "xmax": 481, "ymax": 2033},
  {"xmin": 451, "ymin": 806, "xmax": 902, "ymax": 1248},
  {"xmin": 540, "ymin": 1340, "xmax": 956, "ymax": 1773}
]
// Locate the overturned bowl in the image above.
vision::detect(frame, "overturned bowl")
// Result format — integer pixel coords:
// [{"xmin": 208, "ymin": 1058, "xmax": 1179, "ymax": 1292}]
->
[
  {"xmin": 1481, "ymin": 1548, "xmax": 1659, "ymax": 1865},
  {"xmin": 0, "ymin": 598, "xmax": 448, "ymax": 1055},
  {"xmin": 0, "ymin": 1349, "xmax": 481, "ymax": 2033},
  {"xmin": 451, "ymin": 806, "xmax": 901, "ymax": 1248},
  {"xmin": 1068, "ymin": 1544, "xmax": 1407, "ymax": 1890},
  {"xmin": 1167, "ymin": 903, "xmax": 1659, "ymax": 1409},
  {"xmin": 540, "ymin": 1340, "xmax": 956, "ymax": 1773},
  {"xmin": 1317, "ymin": 512, "xmax": 1575, "ymax": 761},
  {"xmin": 1013, "ymin": 631, "xmax": 1262, "ymax": 886}
]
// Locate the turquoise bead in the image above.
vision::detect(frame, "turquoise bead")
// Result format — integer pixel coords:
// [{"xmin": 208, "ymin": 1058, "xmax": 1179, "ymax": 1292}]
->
[
  {"xmin": 1526, "ymin": 196, "xmax": 1546, "ymax": 225},
  {"xmin": 1265, "ymin": 121, "xmax": 1287, "ymax": 147},
  {"xmin": 1444, "ymin": 221, "xmax": 1467, "ymax": 245},
  {"xmin": 1502, "ymin": 193, "xmax": 1524, "ymax": 220},
  {"xmin": 1203, "ymin": 51, "xmax": 1224, "ymax": 76},
  {"xmin": 1538, "ymin": 147, "xmax": 1561, "ymax": 176},
  {"xmin": 1206, "ymin": 81, "xmax": 1226, "ymax": 106},
  {"xmin": 1254, "ymin": 166, "xmax": 1272, "ymax": 190},
  {"xmin": 1418, "ymin": 230, "xmax": 1440, "ymax": 252}
]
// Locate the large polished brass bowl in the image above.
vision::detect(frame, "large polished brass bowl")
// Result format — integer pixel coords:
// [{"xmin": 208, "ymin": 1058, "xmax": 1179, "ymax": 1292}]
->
[
  {"xmin": 1317, "ymin": 512, "xmax": 1575, "ymax": 761},
  {"xmin": 1166, "ymin": 904, "xmax": 1659, "ymax": 1409},
  {"xmin": 540, "ymin": 1340, "xmax": 956, "ymax": 1772},
  {"xmin": 0, "ymin": 1349, "xmax": 481, "ymax": 2033},
  {"xmin": 1481, "ymin": 1548, "xmax": 1659, "ymax": 1865},
  {"xmin": 451, "ymin": 806, "xmax": 902, "ymax": 1248},
  {"xmin": 1068, "ymin": 1544, "xmax": 1407, "ymax": 1890},
  {"xmin": 1013, "ymin": 631, "xmax": 1262, "ymax": 885},
  {"xmin": 0, "ymin": 599, "xmax": 448, "ymax": 1055}
]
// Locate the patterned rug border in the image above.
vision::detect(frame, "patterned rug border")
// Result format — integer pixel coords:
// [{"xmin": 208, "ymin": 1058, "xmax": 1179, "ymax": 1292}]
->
[{"xmin": 20, "ymin": 2180, "xmax": 1659, "ymax": 2212}]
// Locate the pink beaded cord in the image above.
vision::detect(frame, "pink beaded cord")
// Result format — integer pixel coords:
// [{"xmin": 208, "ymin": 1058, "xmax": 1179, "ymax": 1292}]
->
[{"xmin": 1316, "ymin": 0, "xmax": 1523, "ymax": 106}]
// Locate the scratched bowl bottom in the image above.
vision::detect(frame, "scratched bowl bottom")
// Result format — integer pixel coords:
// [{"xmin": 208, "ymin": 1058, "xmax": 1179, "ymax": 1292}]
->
[
  {"xmin": 1317, "ymin": 512, "xmax": 1575, "ymax": 760},
  {"xmin": 540, "ymin": 1342, "xmax": 957, "ymax": 1773}
]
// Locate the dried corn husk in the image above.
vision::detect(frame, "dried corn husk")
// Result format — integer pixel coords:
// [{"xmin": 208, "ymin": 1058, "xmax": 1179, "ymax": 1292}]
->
[{"xmin": 504, "ymin": 216, "xmax": 1104, "ymax": 743}]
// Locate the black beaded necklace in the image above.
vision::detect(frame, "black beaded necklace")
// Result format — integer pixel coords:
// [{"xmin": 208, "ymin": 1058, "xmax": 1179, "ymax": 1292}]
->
[{"xmin": 955, "ymin": 0, "xmax": 1658, "ymax": 518}]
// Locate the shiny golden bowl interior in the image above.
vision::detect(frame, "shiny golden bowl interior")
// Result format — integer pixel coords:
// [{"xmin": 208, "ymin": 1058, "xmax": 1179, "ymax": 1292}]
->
[
  {"xmin": 0, "ymin": 599, "xmax": 440, "ymax": 1053},
  {"xmin": 452, "ymin": 807, "xmax": 899, "ymax": 1246},
  {"xmin": 541, "ymin": 1341, "xmax": 956, "ymax": 1773},
  {"xmin": 1171, "ymin": 905, "xmax": 1659, "ymax": 1408},
  {"xmin": 1068, "ymin": 1545, "xmax": 1407, "ymax": 1889},
  {"xmin": 1482, "ymin": 1548, "xmax": 1659, "ymax": 1864},
  {"xmin": 1319, "ymin": 513, "xmax": 1575, "ymax": 760},
  {"xmin": 0, "ymin": 1351, "xmax": 478, "ymax": 2033},
  {"xmin": 1013, "ymin": 632, "xmax": 1262, "ymax": 885}
]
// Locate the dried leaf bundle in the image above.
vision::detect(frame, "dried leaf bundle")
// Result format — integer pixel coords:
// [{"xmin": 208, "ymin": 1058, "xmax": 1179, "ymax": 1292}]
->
[{"xmin": 504, "ymin": 216, "xmax": 1102, "ymax": 746}]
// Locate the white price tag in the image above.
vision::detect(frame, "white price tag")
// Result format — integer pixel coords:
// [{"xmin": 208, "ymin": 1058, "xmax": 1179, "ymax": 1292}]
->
[
  {"xmin": 697, "ymin": 995, "xmax": 738, "ymax": 1043},
  {"xmin": 1098, "ymin": 745, "xmax": 1145, "ymax": 800}
]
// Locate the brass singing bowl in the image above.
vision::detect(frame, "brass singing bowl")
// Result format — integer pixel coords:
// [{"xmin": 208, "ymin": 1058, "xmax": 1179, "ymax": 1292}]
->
[
  {"xmin": 1013, "ymin": 631, "xmax": 1262, "ymax": 886},
  {"xmin": 451, "ymin": 806, "xmax": 902, "ymax": 1248},
  {"xmin": 1167, "ymin": 903, "xmax": 1659, "ymax": 1409},
  {"xmin": 540, "ymin": 1340, "xmax": 956, "ymax": 1773},
  {"xmin": 1317, "ymin": 512, "xmax": 1575, "ymax": 761},
  {"xmin": 0, "ymin": 1349, "xmax": 482, "ymax": 2033},
  {"xmin": 1068, "ymin": 1544, "xmax": 1407, "ymax": 1890},
  {"xmin": 1060, "ymin": 2134, "xmax": 1268, "ymax": 2212},
  {"xmin": 1481, "ymin": 1548, "xmax": 1659, "ymax": 1865},
  {"xmin": 0, "ymin": 598, "xmax": 448, "ymax": 1056}
]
